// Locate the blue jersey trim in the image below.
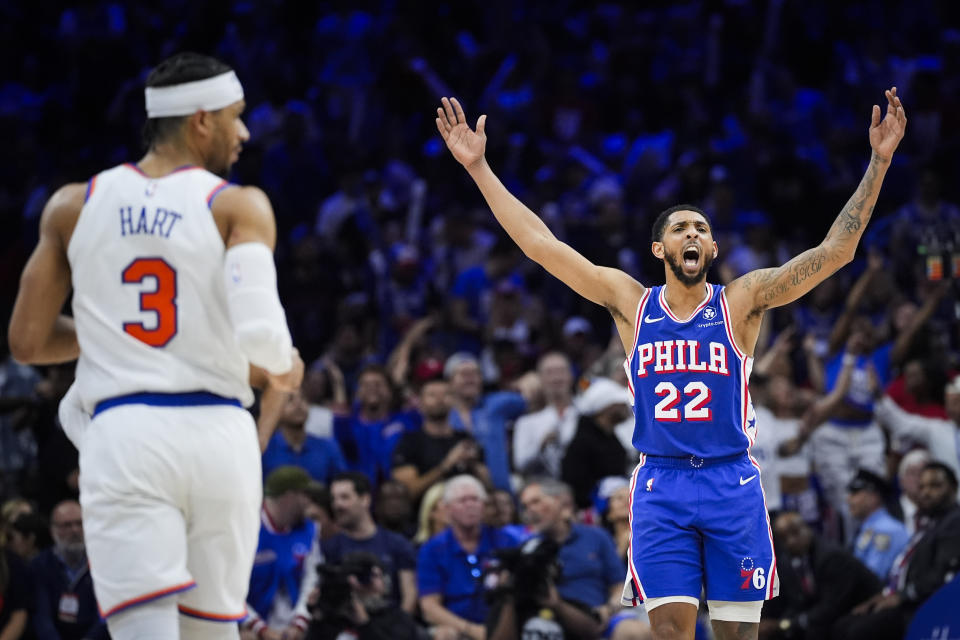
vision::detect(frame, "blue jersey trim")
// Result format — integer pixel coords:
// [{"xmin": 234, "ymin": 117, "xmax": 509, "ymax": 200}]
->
[
  {"xmin": 206, "ymin": 181, "xmax": 232, "ymax": 208},
  {"xmin": 84, "ymin": 175, "xmax": 97, "ymax": 203},
  {"xmin": 93, "ymin": 391, "xmax": 242, "ymax": 417}
]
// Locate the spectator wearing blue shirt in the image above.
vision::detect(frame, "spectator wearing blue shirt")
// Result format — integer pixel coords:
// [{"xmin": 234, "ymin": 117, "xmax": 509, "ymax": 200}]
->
[
  {"xmin": 262, "ymin": 390, "xmax": 346, "ymax": 485},
  {"xmin": 333, "ymin": 365, "xmax": 419, "ymax": 484},
  {"xmin": 244, "ymin": 467, "xmax": 321, "ymax": 640},
  {"xmin": 30, "ymin": 500, "xmax": 109, "ymax": 640},
  {"xmin": 322, "ymin": 472, "xmax": 418, "ymax": 614},
  {"xmin": 809, "ymin": 319, "xmax": 890, "ymax": 542},
  {"xmin": 418, "ymin": 475, "xmax": 515, "ymax": 640},
  {"xmin": 445, "ymin": 353, "xmax": 530, "ymax": 491},
  {"xmin": 519, "ymin": 478, "xmax": 650, "ymax": 640},
  {"xmin": 846, "ymin": 469, "xmax": 909, "ymax": 580}
]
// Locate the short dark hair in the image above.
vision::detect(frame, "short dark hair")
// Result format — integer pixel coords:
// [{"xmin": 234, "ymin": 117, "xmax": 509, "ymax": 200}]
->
[
  {"xmin": 418, "ymin": 376, "xmax": 449, "ymax": 395},
  {"xmin": 923, "ymin": 461, "xmax": 959, "ymax": 489},
  {"xmin": 651, "ymin": 204, "xmax": 711, "ymax": 243},
  {"xmin": 331, "ymin": 471, "xmax": 372, "ymax": 497},
  {"xmin": 142, "ymin": 52, "xmax": 233, "ymax": 150}
]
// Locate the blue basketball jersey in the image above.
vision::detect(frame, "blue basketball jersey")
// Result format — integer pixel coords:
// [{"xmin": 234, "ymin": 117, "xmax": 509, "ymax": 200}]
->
[{"xmin": 623, "ymin": 283, "xmax": 757, "ymax": 458}]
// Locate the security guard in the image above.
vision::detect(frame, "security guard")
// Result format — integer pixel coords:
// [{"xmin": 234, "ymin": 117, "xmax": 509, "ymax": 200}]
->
[{"xmin": 846, "ymin": 468, "xmax": 909, "ymax": 579}]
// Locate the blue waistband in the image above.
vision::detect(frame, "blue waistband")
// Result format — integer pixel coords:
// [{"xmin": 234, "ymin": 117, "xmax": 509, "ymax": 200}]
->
[
  {"xmin": 93, "ymin": 391, "xmax": 242, "ymax": 418},
  {"xmin": 640, "ymin": 451, "xmax": 747, "ymax": 469}
]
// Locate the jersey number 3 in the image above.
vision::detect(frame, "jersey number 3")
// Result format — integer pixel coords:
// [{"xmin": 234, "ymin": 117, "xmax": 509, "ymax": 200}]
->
[{"xmin": 122, "ymin": 257, "xmax": 178, "ymax": 347}]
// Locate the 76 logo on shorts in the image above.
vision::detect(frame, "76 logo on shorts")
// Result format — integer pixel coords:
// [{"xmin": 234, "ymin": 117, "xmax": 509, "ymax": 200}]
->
[{"xmin": 740, "ymin": 558, "xmax": 766, "ymax": 590}]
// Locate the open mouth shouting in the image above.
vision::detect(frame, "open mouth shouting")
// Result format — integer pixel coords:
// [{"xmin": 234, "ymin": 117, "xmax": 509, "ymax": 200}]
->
[{"xmin": 682, "ymin": 244, "xmax": 701, "ymax": 270}]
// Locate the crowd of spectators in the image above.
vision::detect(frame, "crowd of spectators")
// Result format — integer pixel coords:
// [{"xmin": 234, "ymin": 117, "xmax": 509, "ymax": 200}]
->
[{"xmin": 3, "ymin": 1, "xmax": 960, "ymax": 639}]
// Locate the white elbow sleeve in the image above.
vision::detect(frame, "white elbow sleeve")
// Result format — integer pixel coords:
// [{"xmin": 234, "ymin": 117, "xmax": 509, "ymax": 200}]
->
[{"xmin": 224, "ymin": 242, "xmax": 293, "ymax": 374}]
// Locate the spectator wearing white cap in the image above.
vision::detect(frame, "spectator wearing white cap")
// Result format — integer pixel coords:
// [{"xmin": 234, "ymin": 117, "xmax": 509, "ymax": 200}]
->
[
  {"xmin": 561, "ymin": 378, "xmax": 634, "ymax": 509},
  {"xmin": 512, "ymin": 352, "xmax": 578, "ymax": 478}
]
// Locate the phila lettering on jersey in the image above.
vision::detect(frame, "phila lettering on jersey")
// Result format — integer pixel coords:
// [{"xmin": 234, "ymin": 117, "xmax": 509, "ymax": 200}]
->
[
  {"xmin": 622, "ymin": 284, "xmax": 757, "ymax": 458},
  {"xmin": 67, "ymin": 164, "xmax": 253, "ymax": 413}
]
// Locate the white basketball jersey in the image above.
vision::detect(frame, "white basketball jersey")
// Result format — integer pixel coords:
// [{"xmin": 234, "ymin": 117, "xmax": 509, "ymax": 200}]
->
[{"xmin": 68, "ymin": 163, "xmax": 254, "ymax": 413}]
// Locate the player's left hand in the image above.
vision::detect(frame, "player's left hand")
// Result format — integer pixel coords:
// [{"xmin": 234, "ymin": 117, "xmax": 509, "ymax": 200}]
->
[
  {"xmin": 436, "ymin": 97, "xmax": 487, "ymax": 170},
  {"xmin": 869, "ymin": 87, "xmax": 907, "ymax": 160}
]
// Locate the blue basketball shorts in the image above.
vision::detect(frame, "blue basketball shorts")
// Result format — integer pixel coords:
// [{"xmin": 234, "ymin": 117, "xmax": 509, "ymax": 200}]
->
[{"xmin": 621, "ymin": 452, "xmax": 779, "ymax": 605}]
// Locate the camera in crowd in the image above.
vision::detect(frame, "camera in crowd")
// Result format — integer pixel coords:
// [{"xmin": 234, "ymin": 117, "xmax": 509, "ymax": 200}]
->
[
  {"xmin": 313, "ymin": 551, "xmax": 382, "ymax": 618},
  {"xmin": 485, "ymin": 536, "xmax": 562, "ymax": 606}
]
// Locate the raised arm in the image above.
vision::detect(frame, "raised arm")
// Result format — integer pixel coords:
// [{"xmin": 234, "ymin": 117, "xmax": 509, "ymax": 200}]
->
[
  {"xmin": 778, "ymin": 354, "xmax": 858, "ymax": 457},
  {"xmin": 827, "ymin": 250, "xmax": 884, "ymax": 354},
  {"xmin": 889, "ymin": 280, "xmax": 948, "ymax": 366},
  {"xmin": 726, "ymin": 88, "xmax": 906, "ymax": 333},
  {"xmin": 436, "ymin": 97, "xmax": 645, "ymax": 351}
]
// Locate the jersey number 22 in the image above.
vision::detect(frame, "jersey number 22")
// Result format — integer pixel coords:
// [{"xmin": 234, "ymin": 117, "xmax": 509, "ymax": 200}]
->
[
  {"xmin": 122, "ymin": 257, "xmax": 177, "ymax": 347},
  {"xmin": 654, "ymin": 381, "xmax": 712, "ymax": 422}
]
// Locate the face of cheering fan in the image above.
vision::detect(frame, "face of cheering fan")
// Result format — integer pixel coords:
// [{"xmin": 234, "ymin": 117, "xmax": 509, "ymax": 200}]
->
[{"xmin": 654, "ymin": 211, "xmax": 717, "ymax": 286}]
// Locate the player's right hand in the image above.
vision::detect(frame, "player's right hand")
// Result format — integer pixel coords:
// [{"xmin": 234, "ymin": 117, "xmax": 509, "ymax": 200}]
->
[
  {"xmin": 267, "ymin": 347, "xmax": 304, "ymax": 392},
  {"xmin": 436, "ymin": 97, "xmax": 487, "ymax": 170},
  {"xmin": 868, "ymin": 87, "xmax": 906, "ymax": 161}
]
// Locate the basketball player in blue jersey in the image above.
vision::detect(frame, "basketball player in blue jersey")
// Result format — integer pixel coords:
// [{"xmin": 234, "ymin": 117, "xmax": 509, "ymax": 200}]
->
[{"xmin": 436, "ymin": 89, "xmax": 906, "ymax": 640}]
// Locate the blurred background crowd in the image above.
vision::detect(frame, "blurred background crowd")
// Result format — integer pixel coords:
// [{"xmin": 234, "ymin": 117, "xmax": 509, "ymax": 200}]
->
[{"xmin": 2, "ymin": 1, "xmax": 960, "ymax": 639}]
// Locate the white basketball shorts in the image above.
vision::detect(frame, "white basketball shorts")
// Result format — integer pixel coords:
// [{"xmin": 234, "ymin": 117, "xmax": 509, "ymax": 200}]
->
[{"xmin": 78, "ymin": 401, "xmax": 261, "ymax": 622}]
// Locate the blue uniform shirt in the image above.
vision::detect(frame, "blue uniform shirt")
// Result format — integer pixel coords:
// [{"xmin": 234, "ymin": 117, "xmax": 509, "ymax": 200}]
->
[
  {"xmin": 247, "ymin": 510, "xmax": 317, "ymax": 620},
  {"xmin": 262, "ymin": 430, "xmax": 346, "ymax": 484},
  {"xmin": 555, "ymin": 524, "xmax": 625, "ymax": 607},
  {"xmin": 625, "ymin": 284, "xmax": 756, "ymax": 458},
  {"xmin": 824, "ymin": 342, "xmax": 892, "ymax": 422},
  {"xmin": 416, "ymin": 526, "xmax": 516, "ymax": 623},
  {"xmin": 852, "ymin": 507, "xmax": 910, "ymax": 579},
  {"xmin": 449, "ymin": 392, "xmax": 526, "ymax": 491},
  {"xmin": 334, "ymin": 410, "xmax": 420, "ymax": 483}
]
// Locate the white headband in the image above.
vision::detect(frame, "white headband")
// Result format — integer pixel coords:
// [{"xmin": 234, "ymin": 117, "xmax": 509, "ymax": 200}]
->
[{"xmin": 145, "ymin": 70, "xmax": 244, "ymax": 118}]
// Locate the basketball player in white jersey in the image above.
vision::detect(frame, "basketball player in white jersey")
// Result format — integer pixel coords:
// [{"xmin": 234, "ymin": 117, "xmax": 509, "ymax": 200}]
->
[{"xmin": 8, "ymin": 53, "xmax": 303, "ymax": 639}]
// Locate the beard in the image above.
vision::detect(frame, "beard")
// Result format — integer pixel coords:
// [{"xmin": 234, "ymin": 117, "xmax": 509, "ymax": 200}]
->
[
  {"xmin": 57, "ymin": 541, "xmax": 86, "ymax": 565},
  {"xmin": 665, "ymin": 250, "xmax": 715, "ymax": 286},
  {"xmin": 211, "ymin": 152, "xmax": 233, "ymax": 178}
]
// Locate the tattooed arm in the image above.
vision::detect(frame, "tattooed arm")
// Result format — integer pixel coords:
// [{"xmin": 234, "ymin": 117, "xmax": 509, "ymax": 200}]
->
[{"xmin": 724, "ymin": 88, "xmax": 906, "ymax": 354}]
